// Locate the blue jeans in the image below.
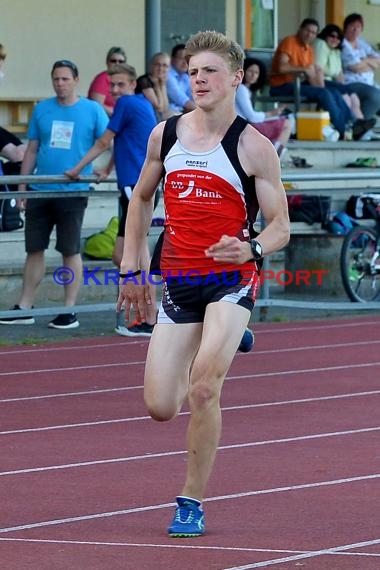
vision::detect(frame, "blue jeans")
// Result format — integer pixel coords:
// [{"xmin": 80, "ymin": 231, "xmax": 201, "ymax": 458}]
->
[
  {"xmin": 344, "ymin": 82, "xmax": 380, "ymax": 119},
  {"xmin": 270, "ymin": 82, "xmax": 351, "ymax": 137}
]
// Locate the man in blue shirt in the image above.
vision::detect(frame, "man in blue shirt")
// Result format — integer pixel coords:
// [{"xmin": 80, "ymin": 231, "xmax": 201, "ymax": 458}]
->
[
  {"xmin": 167, "ymin": 44, "xmax": 195, "ymax": 113},
  {"xmin": 65, "ymin": 63, "xmax": 158, "ymax": 337},
  {"xmin": 0, "ymin": 60, "xmax": 108, "ymax": 330}
]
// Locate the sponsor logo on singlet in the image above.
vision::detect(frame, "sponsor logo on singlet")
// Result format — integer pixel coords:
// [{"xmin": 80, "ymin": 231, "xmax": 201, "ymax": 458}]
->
[{"xmin": 185, "ymin": 160, "xmax": 208, "ymax": 168}]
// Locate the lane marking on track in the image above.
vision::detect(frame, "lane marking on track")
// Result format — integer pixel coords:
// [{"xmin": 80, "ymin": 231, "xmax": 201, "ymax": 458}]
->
[
  {"xmin": 1, "ymin": 389, "xmax": 380, "ymax": 436},
  {"xmin": 222, "ymin": 537, "xmax": 380, "ymax": 569},
  {"xmin": 2, "ymin": 385, "xmax": 380, "ymax": 407},
  {"xmin": 1, "ymin": 425, "xmax": 380, "ymax": 476},
  {"xmin": 0, "ymin": 472, "xmax": 379, "ymax": 534},
  {"xmin": 1, "ymin": 339, "xmax": 380, "ymax": 376},
  {"xmin": 0, "ymin": 361, "xmax": 145, "ymax": 377},
  {"xmin": 1, "ymin": 318, "xmax": 379, "ymax": 356},
  {"xmin": 0, "ymin": 384, "xmax": 143, "ymax": 403},
  {"xmin": 0, "ymin": 537, "xmax": 378, "ymax": 560},
  {"xmin": 0, "ymin": 536, "xmax": 306, "ymax": 553},
  {"xmin": 1, "ymin": 357, "xmax": 380, "ymax": 379}
]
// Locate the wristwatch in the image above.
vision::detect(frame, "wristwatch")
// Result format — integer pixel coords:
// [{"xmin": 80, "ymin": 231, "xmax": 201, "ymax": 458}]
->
[{"xmin": 250, "ymin": 239, "xmax": 263, "ymax": 261}]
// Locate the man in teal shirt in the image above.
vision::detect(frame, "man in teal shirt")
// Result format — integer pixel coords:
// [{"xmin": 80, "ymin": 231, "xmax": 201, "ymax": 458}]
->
[{"xmin": 0, "ymin": 60, "xmax": 108, "ymax": 330}]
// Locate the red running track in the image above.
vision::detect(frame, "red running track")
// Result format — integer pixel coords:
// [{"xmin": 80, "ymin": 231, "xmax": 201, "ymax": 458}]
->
[{"xmin": 0, "ymin": 315, "xmax": 380, "ymax": 569}]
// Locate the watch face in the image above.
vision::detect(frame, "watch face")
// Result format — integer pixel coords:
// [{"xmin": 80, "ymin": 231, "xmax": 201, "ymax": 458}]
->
[{"xmin": 251, "ymin": 240, "xmax": 262, "ymax": 259}]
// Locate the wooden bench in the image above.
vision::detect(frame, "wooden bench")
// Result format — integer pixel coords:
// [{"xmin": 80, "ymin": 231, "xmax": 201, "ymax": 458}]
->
[{"xmin": 0, "ymin": 96, "xmax": 41, "ymax": 135}]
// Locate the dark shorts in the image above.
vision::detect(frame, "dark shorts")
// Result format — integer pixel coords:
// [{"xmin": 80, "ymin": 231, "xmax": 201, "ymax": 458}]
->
[
  {"xmin": 25, "ymin": 196, "xmax": 88, "ymax": 255},
  {"xmin": 157, "ymin": 270, "xmax": 258, "ymax": 324},
  {"xmin": 118, "ymin": 185, "xmax": 161, "ymax": 237},
  {"xmin": 118, "ymin": 187, "xmax": 134, "ymax": 237}
]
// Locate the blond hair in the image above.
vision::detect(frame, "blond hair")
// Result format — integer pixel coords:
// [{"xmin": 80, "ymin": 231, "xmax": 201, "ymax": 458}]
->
[
  {"xmin": 185, "ymin": 31, "xmax": 244, "ymax": 72},
  {"xmin": 108, "ymin": 63, "xmax": 137, "ymax": 80}
]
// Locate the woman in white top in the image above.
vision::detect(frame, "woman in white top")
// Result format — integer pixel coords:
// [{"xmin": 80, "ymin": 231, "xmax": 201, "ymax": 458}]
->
[
  {"xmin": 341, "ymin": 13, "xmax": 380, "ymax": 121},
  {"xmin": 235, "ymin": 58, "xmax": 292, "ymax": 160}
]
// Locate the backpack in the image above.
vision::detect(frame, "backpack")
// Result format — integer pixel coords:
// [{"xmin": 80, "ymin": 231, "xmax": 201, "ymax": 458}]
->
[
  {"xmin": 286, "ymin": 194, "xmax": 331, "ymax": 227},
  {"xmin": 151, "ymin": 115, "xmax": 260, "ymax": 272},
  {"xmin": 326, "ymin": 211, "xmax": 356, "ymax": 235},
  {"xmin": 83, "ymin": 216, "xmax": 119, "ymax": 259},
  {"xmin": 0, "ymin": 161, "xmax": 24, "ymax": 232}
]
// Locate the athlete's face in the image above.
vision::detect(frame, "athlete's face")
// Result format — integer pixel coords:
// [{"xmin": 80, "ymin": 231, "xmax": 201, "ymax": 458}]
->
[{"xmin": 188, "ymin": 51, "xmax": 242, "ymax": 110}]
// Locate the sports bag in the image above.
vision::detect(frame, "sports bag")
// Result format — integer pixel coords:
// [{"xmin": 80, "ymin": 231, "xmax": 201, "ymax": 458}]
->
[
  {"xmin": 83, "ymin": 216, "xmax": 118, "ymax": 259},
  {"xmin": 0, "ymin": 161, "xmax": 24, "ymax": 232},
  {"xmin": 286, "ymin": 194, "xmax": 331, "ymax": 227},
  {"xmin": 326, "ymin": 211, "xmax": 356, "ymax": 235},
  {"xmin": 346, "ymin": 193, "xmax": 380, "ymax": 219}
]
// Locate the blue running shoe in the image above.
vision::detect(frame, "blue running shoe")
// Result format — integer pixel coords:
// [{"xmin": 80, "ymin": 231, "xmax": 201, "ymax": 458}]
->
[
  {"xmin": 168, "ymin": 496, "xmax": 205, "ymax": 538},
  {"xmin": 238, "ymin": 328, "xmax": 254, "ymax": 353}
]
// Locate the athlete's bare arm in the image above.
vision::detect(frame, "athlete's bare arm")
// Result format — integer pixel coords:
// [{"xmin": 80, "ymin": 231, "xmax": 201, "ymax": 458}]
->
[{"xmin": 117, "ymin": 122, "xmax": 165, "ymax": 321}]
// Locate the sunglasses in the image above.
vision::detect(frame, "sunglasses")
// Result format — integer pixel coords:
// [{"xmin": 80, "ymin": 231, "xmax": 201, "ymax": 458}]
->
[
  {"xmin": 328, "ymin": 33, "xmax": 340, "ymax": 39},
  {"xmin": 110, "ymin": 58, "xmax": 126, "ymax": 63},
  {"xmin": 52, "ymin": 59, "xmax": 79, "ymax": 76}
]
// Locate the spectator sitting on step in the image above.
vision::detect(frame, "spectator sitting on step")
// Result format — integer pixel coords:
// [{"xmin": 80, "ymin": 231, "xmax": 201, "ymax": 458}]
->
[
  {"xmin": 269, "ymin": 18, "xmax": 371, "ymax": 140},
  {"xmin": 235, "ymin": 57, "xmax": 292, "ymax": 162},
  {"xmin": 341, "ymin": 13, "xmax": 380, "ymax": 139}
]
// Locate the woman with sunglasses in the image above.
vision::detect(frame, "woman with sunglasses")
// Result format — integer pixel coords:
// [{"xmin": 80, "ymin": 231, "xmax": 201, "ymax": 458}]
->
[
  {"xmin": 314, "ymin": 24, "xmax": 375, "ymax": 139},
  {"xmin": 88, "ymin": 46, "xmax": 127, "ymax": 116}
]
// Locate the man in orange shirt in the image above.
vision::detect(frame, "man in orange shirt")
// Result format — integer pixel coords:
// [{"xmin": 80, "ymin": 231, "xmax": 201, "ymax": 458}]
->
[{"xmin": 270, "ymin": 18, "xmax": 356, "ymax": 139}]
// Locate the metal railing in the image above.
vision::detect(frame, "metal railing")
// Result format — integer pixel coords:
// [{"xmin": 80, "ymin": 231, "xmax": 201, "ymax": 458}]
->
[{"xmin": 1, "ymin": 172, "xmax": 380, "ymax": 320}]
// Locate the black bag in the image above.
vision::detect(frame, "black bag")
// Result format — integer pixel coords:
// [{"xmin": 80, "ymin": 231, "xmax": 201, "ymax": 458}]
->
[
  {"xmin": 0, "ymin": 161, "xmax": 24, "ymax": 232},
  {"xmin": 346, "ymin": 193, "xmax": 380, "ymax": 219},
  {"xmin": 287, "ymin": 194, "xmax": 331, "ymax": 227}
]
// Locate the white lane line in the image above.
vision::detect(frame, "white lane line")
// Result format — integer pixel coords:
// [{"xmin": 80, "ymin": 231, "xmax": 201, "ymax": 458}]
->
[
  {"xmin": 1, "ymin": 472, "xmax": 379, "ymax": 534},
  {"xmin": 0, "ymin": 360, "xmax": 145, "ymax": 377},
  {"xmin": 0, "ymin": 385, "xmax": 142, "ymax": 403},
  {"xmin": 222, "ymin": 537, "xmax": 380, "ymax": 569},
  {"xmin": 0, "ymin": 537, "xmax": 378, "ymax": 560},
  {"xmin": 229, "ymin": 361, "xmax": 380, "ymax": 382},
  {"xmin": 1, "ymin": 318, "xmax": 379, "ymax": 356},
  {"xmin": 2, "ymin": 337, "xmax": 380, "ymax": 389},
  {"xmin": 0, "ymin": 536, "xmax": 306, "ymax": 554},
  {"xmin": 2, "ymin": 387, "xmax": 380, "ymax": 436},
  {"xmin": 2, "ymin": 339, "xmax": 380, "ymax": 377},
  {"xmin": 1, "ymin": 358, "xmax": 380, "ymax": 380},
  {"xmin": 0, "ymin": 339, "xmax": 146, "ymax": 356},
  {"xmin": 1, "ymin": 382, "xmax": 379, "ymax": 408},
  {"xmin": 1, "ymin": 425, "xmax": 379, "ymax": 476}
]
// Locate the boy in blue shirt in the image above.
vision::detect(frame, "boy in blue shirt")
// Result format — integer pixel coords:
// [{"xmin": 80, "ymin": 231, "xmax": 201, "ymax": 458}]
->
[{"xmin": 65, "ymin": 63, "xmax": 158, "ymax": 336}]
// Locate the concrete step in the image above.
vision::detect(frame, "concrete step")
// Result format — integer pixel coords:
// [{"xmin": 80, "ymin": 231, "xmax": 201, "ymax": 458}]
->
[{"xmin": 285, "ymin": 138, "xmax": 380, "ymax": 174}]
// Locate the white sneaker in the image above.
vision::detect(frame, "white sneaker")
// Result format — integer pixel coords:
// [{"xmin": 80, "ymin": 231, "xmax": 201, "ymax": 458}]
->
[{"xmin": 359, "ymin": 129, "xmax": 380, "ymax": 141}]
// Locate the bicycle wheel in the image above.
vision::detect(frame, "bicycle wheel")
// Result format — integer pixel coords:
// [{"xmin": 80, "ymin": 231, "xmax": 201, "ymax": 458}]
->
[{"xmin": 340, "ymin": 226, "xmax": 380, "ymax": 302}]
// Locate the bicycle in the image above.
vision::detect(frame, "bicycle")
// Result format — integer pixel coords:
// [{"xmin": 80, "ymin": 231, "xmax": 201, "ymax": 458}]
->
[{"xmin": 340, "ymin": 193, "xmax": 380, "ymax": 302}]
